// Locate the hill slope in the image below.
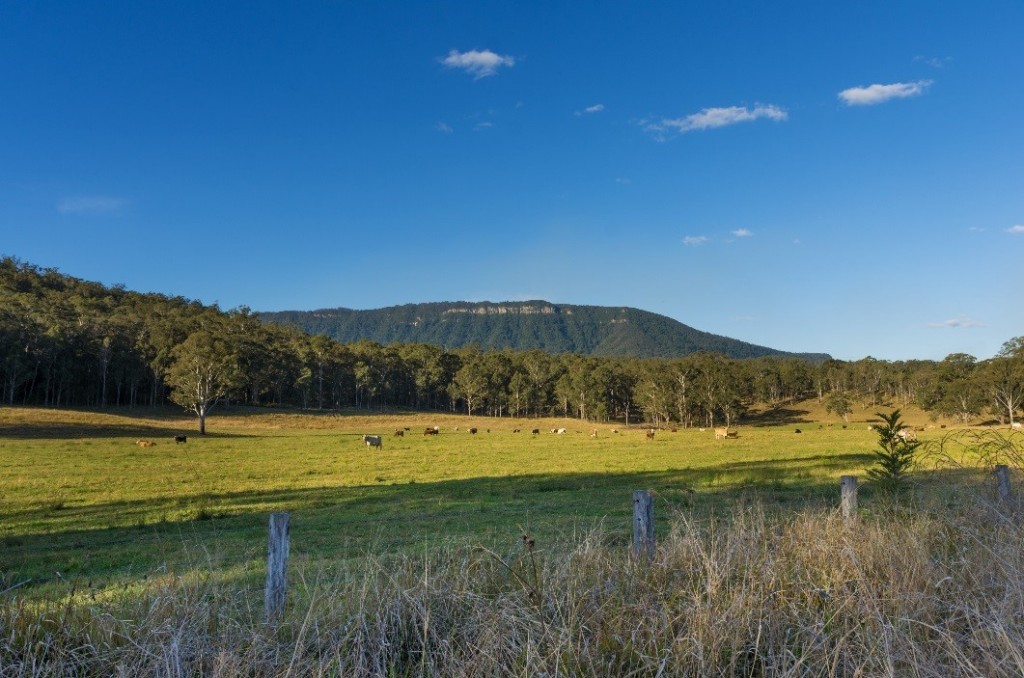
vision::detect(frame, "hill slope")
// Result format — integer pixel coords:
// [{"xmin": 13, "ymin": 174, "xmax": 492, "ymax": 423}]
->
[{"xmin": 260, "ymin": 301, "xmax": 830, "ymax": 360}]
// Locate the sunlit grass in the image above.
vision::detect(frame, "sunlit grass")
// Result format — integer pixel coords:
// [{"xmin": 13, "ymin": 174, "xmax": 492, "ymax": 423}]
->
[{"xmin": 0, "ymin": 403, "xmax": 999, "ymax": 599}]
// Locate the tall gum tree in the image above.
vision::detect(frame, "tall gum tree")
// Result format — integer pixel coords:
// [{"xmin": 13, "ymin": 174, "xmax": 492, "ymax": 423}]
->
[
  {"xmin": 165, "ymin": 329, "xmax": 239, "ymax": 434},
  {"xmin": 985, "ymin": 337, "xmax": 1024, "ymax": 426}
]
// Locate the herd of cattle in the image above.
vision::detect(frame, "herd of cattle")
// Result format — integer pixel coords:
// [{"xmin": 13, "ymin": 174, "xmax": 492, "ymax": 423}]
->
[
  {"xmin": 130, "ymin": 421, "xmax": 1020, "ymax": 451},
  {"xmin": 353, "ymin": 425, "xmax": 744, "ymax": 446}
]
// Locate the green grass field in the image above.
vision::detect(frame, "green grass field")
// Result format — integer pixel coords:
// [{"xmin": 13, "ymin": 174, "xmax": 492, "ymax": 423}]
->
[{"xmin": 0, "ymin": 403, "xmax": 994, "ymax": 598}]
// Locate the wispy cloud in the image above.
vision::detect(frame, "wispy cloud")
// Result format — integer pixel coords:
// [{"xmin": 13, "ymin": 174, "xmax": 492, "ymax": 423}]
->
[
  {"xmin": 928, "ymin": 317, "xmax": 983, "ymax": 329},
  {"xmin": 644, "ymin": 104, "xmax": 787, "ymax": 139},
  {"xmin": 915, "ymin": 55, "xmax": 951, "ymax": 69},
  {"xmin": 683, "ymin": 235, "xmax": 708, "ymax": 246},
  {"xmin": 57, "ymin": 196, "xmax": 127, "ymax": 215},
  {"xmin": 473, "ymin": 121, "xmax": 493, "ymax": 131},
  {"xmin": 435, "ymin": 121, "xmax": 453, "ymax": 134},
  {"xmin": 1007, "ymin": 225, "xmax": 1024, "ymax": 235},
  {"xmin": 441, "ymin": 49, "xmax": 515, "ymax": 79},
  {"xmin": 575, "ymin": 103, "xmax": 605, "ymax": 116},
  {"xmin": 968, "ymin": 226, "xmax": 986, "ymax": 232},
  {"xmin": 615, "ymin": 177, "xmax": 631, "ymax": 185},
  {"xmin": 731, "ymin": 228, "xmax": 753, "ymax": 238},
  {"xmin": 838, "ymin": 80, "xmax": 932, "ymax": 106}
]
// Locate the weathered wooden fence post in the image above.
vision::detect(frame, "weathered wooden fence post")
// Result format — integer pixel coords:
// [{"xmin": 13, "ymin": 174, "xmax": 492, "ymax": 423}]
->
[
  {"xmin": 840, "ymin": 476, "xmax": 857, "ymax": 523},
  {"xmin": 995, "ymin": 465, "xmax": 1012, "ymax": 503},
  {"xmin": 632, "ymin": 490, "xmax": 654, "ymax": 560},
  {"xmin": 265, "ymin": 512, "xmax": 290, "ymax": 623}
]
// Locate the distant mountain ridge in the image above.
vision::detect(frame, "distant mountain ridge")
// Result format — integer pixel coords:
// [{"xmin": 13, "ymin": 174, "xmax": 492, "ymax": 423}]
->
[{"xmin": 260, "ymin": 301, "xmax": 830, "ymax": 361}]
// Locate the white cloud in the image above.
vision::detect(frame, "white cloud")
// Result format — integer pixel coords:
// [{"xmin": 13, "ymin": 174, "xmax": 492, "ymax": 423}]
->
[
  {"xmin": 915, "ymin": 55, "xmax": 951, "ymax": 69},
  {"xmin": 1007, "ymin": 225, "xmax": 1024, "ymax": 234},
  {"xmin": 645, "ymin": 104, "xmax": 787, "ymax": 138},
  {"xmin": 615, "ymin": 177, "xmax": 631, "ymax": 185},
  {"xmin": 731, "ymin": 228, "xmax": 753, "ymax": 238},
  {"xmin": 435, "ymin": 121, "xmax": 453, "ymax": 134},
  {"xmin": 576, "ymin": 103, "xmax": 605, "ymax": 116},
  {"xmin": 928, "ymin": 317, "xmax": 983, "ymax": 329},
  {"xmin": 473, "ymin": 121, "xmax": 493, "ymax": 131},
  {"xmin": 838, "ymin": 80, "xmax": 932, "ymax": 106},
  {"xmin": 683, "ymin": 236, "xmax": 708, "ymax": 246},
  {"xmin": 968, "ymin": 226, "xmax": 986, "ymax": 232},
  {"xmin": 441, "ymin": 49, "xmax": 515, "ymax": 79},
  {"xmin": 57, "ymin": 196, "xmax": 127, "ymax": 215}
]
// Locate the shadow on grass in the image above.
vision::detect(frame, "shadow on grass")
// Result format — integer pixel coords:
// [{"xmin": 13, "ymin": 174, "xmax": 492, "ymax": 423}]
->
[
  {"xmin": 744, "ymin": 407, "xmax": 814, "ymax": 427},
  {"xmin": 2, "ymin": 458, "xmax": 999, "ymax": 592}
]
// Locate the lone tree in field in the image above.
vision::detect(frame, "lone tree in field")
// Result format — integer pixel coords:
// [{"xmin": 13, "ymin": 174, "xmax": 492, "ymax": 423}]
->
[
  {"xmin": 165, "ymin": 329, "xmax": 239, "ymax": 434},
  {"xmin": 866, "ymin": 409, "xmax": 920, "ymax": 494},
  {"xmin": 825, "ymin": 390, "xmax": 853, "ymax": 423}
]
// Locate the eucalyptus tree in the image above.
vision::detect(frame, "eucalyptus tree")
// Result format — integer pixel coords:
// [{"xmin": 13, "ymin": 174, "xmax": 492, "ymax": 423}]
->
[
  {"xmin": 451, "ymin": 346, "xmax": 489, "ymax": 415},
  {"xmin": 919, "ymin": 353, "xmax": 984, "ymax": 424},
  {"xmin": 520, "ymin": 349, "xmax": 559, "ymax": 417},
  {"xmin": 635, "ymin": 360, "xmax": 674, "ymax": 426},
  {"xmin": 165, "ymin": 327, "xmax": 241, "ymax": 434},
  {"xmin": 825, "ymin": 390, "xmax": 853, "ymax": 423},
  {"xmin": 983, "ymin": 338, "xmax": 1024, "ymax": 426}
]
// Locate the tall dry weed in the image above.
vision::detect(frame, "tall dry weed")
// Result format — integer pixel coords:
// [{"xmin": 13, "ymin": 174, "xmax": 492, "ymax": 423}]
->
[{"xmin": 3, "ymin": 472, "xmax": 1024, "ymax": 676}]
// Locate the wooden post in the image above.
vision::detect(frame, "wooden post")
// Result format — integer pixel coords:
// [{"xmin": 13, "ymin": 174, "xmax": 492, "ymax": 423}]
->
[
  {"xmin": 632, "ymin": 490, "xmax": 654, "ymax": 560},
  {"xmin": 840, "ymin": 476, "xmax": 857, "ymax": 523},
  {"xmin": 265, "ymin": 512, "xmax": 290, "ymax": 623},
  {"xmin": 995, "ymin": 465, "xmax": 1012, "ymax": 503}
]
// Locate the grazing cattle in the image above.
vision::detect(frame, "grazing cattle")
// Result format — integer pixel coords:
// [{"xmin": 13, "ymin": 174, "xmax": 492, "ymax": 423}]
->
[
  {"xmin": 645, "ymin": 429, "xmax": 655, "ymax": 440},
  {"xmin": 513, "ymin": 429, "xmax": 520, "ymax": 433},
  {"xmin": 174, "ymin": 435, "xmax": 187, "ymax": 444},
  {"xmin": 468, "ymin": 427, "xmax": 478, "ymax": 434},
  {"xmin": 393, "ymin": 429, "xmax": 404, "ymax": 437},
  {"xmin": 699, "ymin": 428, "xmax": 706, "ymax": 432},
  {"xmin": 714, "ymin": 427, "xmax": 730, "ymax": 440},
  {"xmin": 590, "ymin": 428, "xmax": 598, "ymax": 438},
  {"xmin": 556, "ymin": 428, "xmax": 567, "ymax": 435},
  {"xmin": 1012, "ymin": 422, "xmax": 1023, "ymax": 430},
  {"xmin": 671, "ymin": 428, "xmax": 678, "ymax": 433},
  {"xmin": 612, "ymin": 429, "xmax": 619, "ymax": 434},
  {"xmin": 897, "ymin": 429, "xmax": 917, "ymax": 442},
  {"xmin": 136, "ymin": 439, "xmax": 154, "ymax": 448},
  {"xmin": 362, "ymin": 434, "xmax": 382, "ymax": 448},
  {"xmin": 794, "ymin": 429, "xmax": 802, "ymax": 434},
  {"xmin": 424, "ymin": 427, "xmax": 439, "ymax": 436},
  {"xmin": 531, "ymin": 428, "xmax": 540, "ymax": 434}
]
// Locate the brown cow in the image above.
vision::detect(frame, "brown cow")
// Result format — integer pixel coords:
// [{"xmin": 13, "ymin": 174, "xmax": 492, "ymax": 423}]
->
[
  {"xmin": 645, "ymin": 429, "xmax": 655, "ymax": 440},
  {"xmin": 424, "ymin": 427, "xmax": 439, "ymax": 436},
  {"xmin": 714, "ymin": 427, "xmax": 729, "ymax": 439},
  {"xmin": 136, "ymin": 439, "xmax": 154, "ymax": 448},
  {"xmin": 394, "ymin": 429, "xmax": 404, "ymax": 437}
]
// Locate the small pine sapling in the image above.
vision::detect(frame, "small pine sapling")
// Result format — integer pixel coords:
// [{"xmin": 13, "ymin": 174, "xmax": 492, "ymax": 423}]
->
[{"xmin": 866, "ymin": 409, "xmax": 920, "ymax": 493}]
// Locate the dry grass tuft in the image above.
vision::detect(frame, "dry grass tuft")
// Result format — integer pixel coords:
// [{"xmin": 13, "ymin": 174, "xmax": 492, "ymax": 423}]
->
[{"xmin": 4, "ymin": 479, "xmax": 1024, "ymax": 677}]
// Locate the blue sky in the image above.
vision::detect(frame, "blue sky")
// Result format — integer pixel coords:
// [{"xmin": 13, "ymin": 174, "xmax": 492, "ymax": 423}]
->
[{"xmin": 1, "ymin": 2, "xmax": 1021, "ymax": 361}]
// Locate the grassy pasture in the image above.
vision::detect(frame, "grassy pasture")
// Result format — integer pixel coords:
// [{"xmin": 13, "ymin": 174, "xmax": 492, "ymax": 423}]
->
[{"xmin": 0, "ymin": 403, "xmax": 993, "ymax": 598}]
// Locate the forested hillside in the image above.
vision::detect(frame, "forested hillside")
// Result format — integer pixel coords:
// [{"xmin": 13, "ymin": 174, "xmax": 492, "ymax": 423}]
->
[
  {"xmin": 260, "ymin": 302, "xmax": 831, "ymax": 360},
  {"xmin": 2, "ymin": 257, "xmax": 1022, "ymax": 428}
]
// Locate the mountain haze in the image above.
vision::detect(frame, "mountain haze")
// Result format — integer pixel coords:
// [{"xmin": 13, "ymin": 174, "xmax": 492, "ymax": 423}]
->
[{"xmin": 260, "ymin": 302, "xmax": 830, "ymax": 360}]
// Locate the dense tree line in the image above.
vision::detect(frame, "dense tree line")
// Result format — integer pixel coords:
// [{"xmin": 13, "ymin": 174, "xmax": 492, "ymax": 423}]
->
[{"xmin": 2, "ymin": 258, "xmax": 1022, "ymax": 430}]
